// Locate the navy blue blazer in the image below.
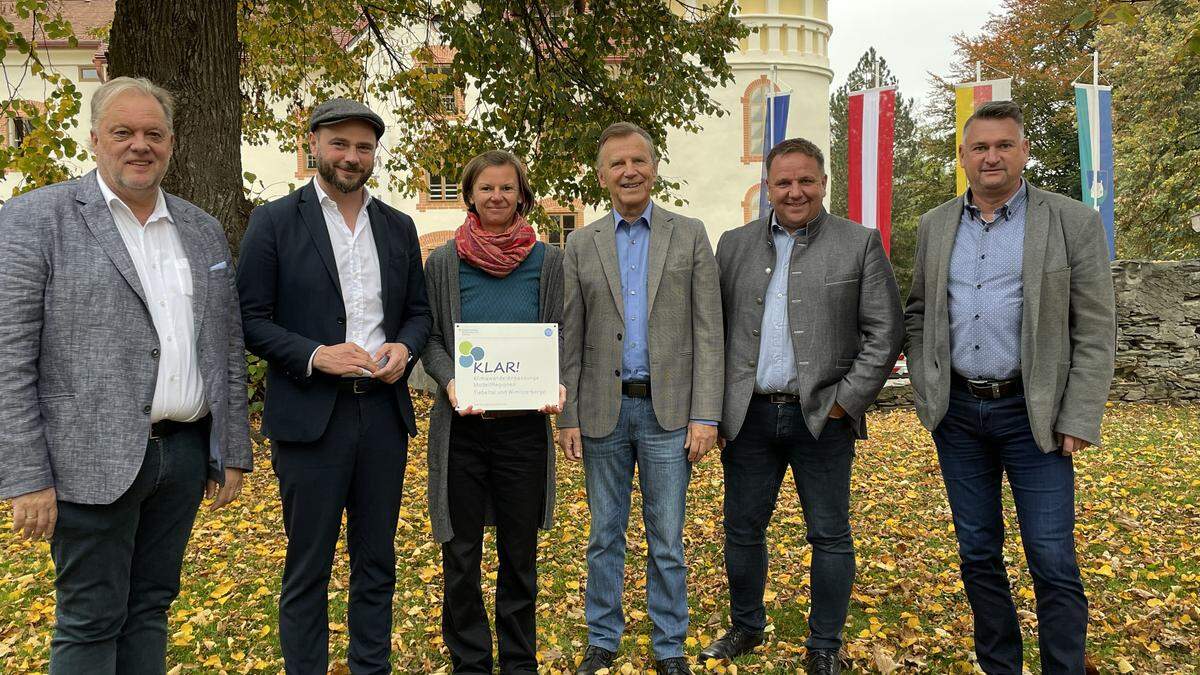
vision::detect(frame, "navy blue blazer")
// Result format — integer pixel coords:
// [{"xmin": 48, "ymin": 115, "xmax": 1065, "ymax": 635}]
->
[{"xmin": 237, "ymin": 181, "xmax": 431, "ymax": 442}]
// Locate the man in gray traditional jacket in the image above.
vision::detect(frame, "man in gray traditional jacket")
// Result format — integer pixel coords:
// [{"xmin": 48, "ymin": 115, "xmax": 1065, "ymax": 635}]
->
[
  {"xmin": 702, "ymin": 137, "xmax": 902, "ymax": 675},
  {"xmin": 0, "ymin": 76, "xmax": 251, "ymax": 674}
]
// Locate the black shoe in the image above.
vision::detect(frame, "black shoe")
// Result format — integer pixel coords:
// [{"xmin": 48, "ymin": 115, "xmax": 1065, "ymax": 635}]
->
[
  {"xmin": 805, "ymin": 648, "xmax": 841, "ymax": 675},
  {"xmin": 575, "ymin": 645, "xmax": 616, "ymax": 675},
  {"xmin": 654, "ymin": 656, "xmax": 692, "ymax": 675},
  {"xmin": 698, "ymin": 626, "xmax": 765, "ymax": 660}
]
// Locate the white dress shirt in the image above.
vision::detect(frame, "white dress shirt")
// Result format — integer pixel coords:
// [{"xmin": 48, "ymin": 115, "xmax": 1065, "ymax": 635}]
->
[
  {"xmin": 97, "ymin": 173, "xmax": 207, "ymax": 423},
  {"xmin": 308, "ymin": 180, "xmax": 387, "ymax": 376}
]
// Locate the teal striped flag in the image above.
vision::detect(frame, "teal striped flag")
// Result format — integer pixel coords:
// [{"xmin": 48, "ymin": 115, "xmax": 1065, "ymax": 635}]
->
[{"xmin": 1075, "ymin": 83, "xmax": 1115, "ymax": 259}]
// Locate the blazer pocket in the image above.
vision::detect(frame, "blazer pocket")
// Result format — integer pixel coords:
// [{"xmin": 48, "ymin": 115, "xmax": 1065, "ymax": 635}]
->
[{"xmin": 824, "ymin": 271, "xmax": 860, "ymax": 285}]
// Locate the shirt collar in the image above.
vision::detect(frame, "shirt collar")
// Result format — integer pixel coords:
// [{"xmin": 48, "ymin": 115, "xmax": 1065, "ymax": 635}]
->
[
  {"xmin": 612, "ymin": 200, "xmax": 653, "ymax": 230},
  {"xmin": 964, "ymin": 179, "xmax": 1027, "ymax": 222},
  {"xmin": 312, "ymin": 178, "xmax": 372, "ymax": 212},
  {"xmin": 95, "ymin": 171, "xmax": 172, "ymax": 224}
]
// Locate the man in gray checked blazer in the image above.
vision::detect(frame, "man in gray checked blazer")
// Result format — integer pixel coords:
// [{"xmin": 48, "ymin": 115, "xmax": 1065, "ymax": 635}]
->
[
  {"xmin": 701, "ymin": 138, "xmax": 902, "ymax": 675},
  {"xmin": 0, "ymin": 77, "xmax": 251, "ymax": 674},
  {"xmin": 905, "ymin": 101, "xmax": 1115, "ymax": 674},
  {"xmin": 559, "ymin": 122, "xmax": 722, "ymax": 675}
]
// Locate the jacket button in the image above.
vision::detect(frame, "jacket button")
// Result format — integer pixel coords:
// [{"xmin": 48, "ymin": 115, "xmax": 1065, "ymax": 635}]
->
[
  {"xmin": 142, "ymin": 404, "xmax": 152, "ymax": 414},
  {"xmin": 150, "ymin": 348, "xmax": 160, "ymax": 359},
  {"xmin": 752, "ymin": 329, "xmax": 760, "ymax": 336},
  {"xmin": 336, "ymin": 317, "xmax": 346, "ymax": 325}
]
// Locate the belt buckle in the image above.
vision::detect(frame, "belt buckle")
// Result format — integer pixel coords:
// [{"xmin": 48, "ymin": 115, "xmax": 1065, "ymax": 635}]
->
[{"xmin": 353, "ymin": 378, "xmax": 372, "ymax": 394}]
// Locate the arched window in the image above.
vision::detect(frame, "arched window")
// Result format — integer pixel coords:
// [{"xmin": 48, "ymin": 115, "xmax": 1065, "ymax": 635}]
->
[
  {"xmin": 741, "ymin": 76, "xmax": 779, "ymax": 164},
  {"xmin": 742, "ymin": 183, "xmax": 764, "ymax": 225}
]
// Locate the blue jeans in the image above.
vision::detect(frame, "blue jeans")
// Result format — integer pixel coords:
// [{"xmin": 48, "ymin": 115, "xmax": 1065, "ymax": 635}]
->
[
  {"xmin": 721, "ymin": 397, "xmax": 855, "ymax": 651},
  {"xmin": 934, "ymin": 383, "xmax": 1087, "ymax": 675},
  {"xmin": 50, "ymin": 420, "xmax": 208, "ymax": 675},
  {"xmin": 582, "ymin": 396, "xmax": 691, "ymax": 659}
]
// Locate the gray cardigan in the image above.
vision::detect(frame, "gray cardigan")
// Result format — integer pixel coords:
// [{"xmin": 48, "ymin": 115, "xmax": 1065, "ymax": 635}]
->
[{"xmin": 420, "ymin": 241, "xmax": 563, "ymax": 543}]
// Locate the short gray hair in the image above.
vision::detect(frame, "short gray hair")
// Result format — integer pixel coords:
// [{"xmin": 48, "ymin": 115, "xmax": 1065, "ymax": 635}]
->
[
  {"xmin": 90, "ymin": 76, "xmax": 175, "ymax": 134},
  {"xmin": 595, "ymin": 122, "xmax": 659, "ymax": 172},
  {"xmin": 963, "ymin": 100, "xmax": 1024, "ymax": 138}
]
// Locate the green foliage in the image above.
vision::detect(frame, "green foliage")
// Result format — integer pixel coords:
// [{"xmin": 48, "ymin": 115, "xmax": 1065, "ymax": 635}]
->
[
  {"xmin": 0, "ymin": 0, "xmax": 88, "ymax": 200},
  {"xmin": 239, "ymin": 0, "xmax": 749, "ymax": 223},
  {"xmin": 1098, "ymin": 0, "xmax": 1200, "ymax": 258}
]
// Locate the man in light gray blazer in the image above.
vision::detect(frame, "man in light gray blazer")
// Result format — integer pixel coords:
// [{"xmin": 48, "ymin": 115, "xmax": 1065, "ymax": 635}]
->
[
  {"xmin": 0, "ymin": 77, "xmax": 251, "ymax": 674},
  {"xmin": 701, "ymin": 138, "xmax": 902, "ymax": 675},
  {"xmin": 559, "ymin": 122, "xmax": 722, "ymax": 675},
  {"xmin": 904, "ymin": 101, "xmax": 1115, "ymax": 674}
]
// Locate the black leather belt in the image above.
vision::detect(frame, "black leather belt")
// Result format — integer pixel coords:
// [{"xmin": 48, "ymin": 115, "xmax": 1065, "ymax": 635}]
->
[
  {"xmin": 622, "ymin": 380, "xmax": 651, "ymax": 398},
  {"xmin": 952, "ymin": 372, "xmax": 1023, "ymax": 400},
  {"xmin": 337, "ymin": 377, "xmax": 379, "ymax": 394},
  {"xmin": 149, "ymin": 414, "xmax": 209, "ymax": 440},
  {"xmin": 753, "ymin": 392, "xmax": 800, "ymax": 404}
]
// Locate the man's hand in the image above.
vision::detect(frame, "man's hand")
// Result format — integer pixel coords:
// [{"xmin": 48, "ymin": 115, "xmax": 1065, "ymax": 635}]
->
[
  {"xmin": 446, "ymin": 379, "xmax": 484, "ymax": 416},
  {"xmin": 313, "ymin": 343, "xmax": 378, "ymax": 377},
  {"xmin": 371, "ymin": 343, "xmax": 410, "ymax": 384},
  {"xmin": 1057, "ymin": 433, "xmax": 1091, "ymax": 456},
  {"xmin": 205, "ymin": 468, "xmax": 245, "ymax": 511},
  {"xmin": 685, "ymin": 422, "xmax": 718, "ymax": 463},
  {"xmin": 558, "ymin": 427, "xmax": 583, "ymax": 461},
  {"xmin": 828, "ymin": 402, "xmax": 847, "ymax": 419},
  {"xmin": 539, "ymin": 385, "xmax": 568, "ymax": 415},
  {"xmin": 10, "ymin": 487, "xmax": 56, "ymax": 540}
]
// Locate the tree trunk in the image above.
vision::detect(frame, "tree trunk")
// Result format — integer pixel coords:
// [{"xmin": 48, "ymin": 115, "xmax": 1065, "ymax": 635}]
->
[{"xmin": 108, "ymin": 0, "xmax": 248, "ymax": 254}]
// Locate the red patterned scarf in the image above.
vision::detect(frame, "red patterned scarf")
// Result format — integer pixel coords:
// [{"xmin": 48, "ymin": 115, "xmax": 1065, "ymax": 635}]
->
[{"xmin": 454, "ymin": 211, "xmax": 537, "ymax": 278}]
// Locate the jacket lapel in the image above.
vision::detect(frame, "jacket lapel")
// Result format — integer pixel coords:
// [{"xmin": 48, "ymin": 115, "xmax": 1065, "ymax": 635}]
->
[
  {"xmin": 367, "ymin": 200, "xmax": 390, "ymax": 311},
  {"xmin": 646, "ymin": 206, "xmax": 675, "ymax": 314},
  {"xmin": 593, "ymin": 219, "xmax": 625, "ymax": 320},
  {"xmin": 1020, "ymin": 186, "xmax": 1049, "ymax": 375},
  {"xmin": 76, "ymin": 171, "xmax": 148, "ymax": 308},
  {"xmin": 172, "ymin": 205, "xmax": 210, "ymax": 337},
  {"xmin": 299, "ymin": 181, "xmax": 342, "ymax": 295}
]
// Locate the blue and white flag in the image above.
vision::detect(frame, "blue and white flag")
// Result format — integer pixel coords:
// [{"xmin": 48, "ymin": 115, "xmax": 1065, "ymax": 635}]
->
[
  {"xmin": 1074, "ymin": 83, "xmax": 1115, "ymax": 259},
  {"xmin": 758, "ymin": 92, "xmax": 791, "ymax": 219}
]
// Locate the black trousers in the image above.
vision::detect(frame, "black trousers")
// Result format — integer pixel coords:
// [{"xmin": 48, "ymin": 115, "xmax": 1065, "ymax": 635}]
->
[
  {"xmin": 50, "ymin": 419, "xmax": 209, "ymax": 675},
  {"xmin": 273, "ymin": 386, "xmax": 408, "ymax": 675},
  {"xmin": 442, "ymin": 413, "xmax": 548, "ymax": 674}
]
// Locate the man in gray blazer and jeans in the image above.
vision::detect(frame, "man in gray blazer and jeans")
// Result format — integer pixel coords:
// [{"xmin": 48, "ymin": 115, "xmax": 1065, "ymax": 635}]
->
[
  {"xmin": 701, "ymin": 138, "xmax": 903, "ymax": 674},
  {"xmin": 905, "ymin": 101, "xmax": 1115, "ymax": 674},
  {"xmin": 559, "ymin": 122, "xmax": 723, "ymax": 675},
  {"xmin": 0, "ymin": 77, "xmax": 251, "ymax": 673}
]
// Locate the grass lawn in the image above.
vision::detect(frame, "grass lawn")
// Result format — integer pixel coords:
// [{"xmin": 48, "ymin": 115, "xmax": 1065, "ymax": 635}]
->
[{"xmin": 2, "ymin": 400, "xmax": 1198, "ymax": 673}]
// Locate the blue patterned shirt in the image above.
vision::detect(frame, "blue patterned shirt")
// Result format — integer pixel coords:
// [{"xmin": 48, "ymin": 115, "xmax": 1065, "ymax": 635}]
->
[
  {"xmin": 614, "ymin": 202, "xmax": 653, "ymax": 382},
  {"xmin": 948, "ymin": 181, "xmax": 1028, "ymax": 379},
  {"xmin": 755, "ymin": 214, "xmax": 806, "ymax": 394}
]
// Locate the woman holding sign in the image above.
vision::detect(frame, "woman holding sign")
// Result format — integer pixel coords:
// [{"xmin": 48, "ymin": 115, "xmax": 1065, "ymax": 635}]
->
[{"xmin": 420, "ymin": 149, "xmax": 565, "ymax": 674}]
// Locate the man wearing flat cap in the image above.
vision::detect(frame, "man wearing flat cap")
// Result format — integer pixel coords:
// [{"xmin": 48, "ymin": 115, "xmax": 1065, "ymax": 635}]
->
[{"xmin": 237, "ymin": 98, "xmax": 431, "ymax": 674}]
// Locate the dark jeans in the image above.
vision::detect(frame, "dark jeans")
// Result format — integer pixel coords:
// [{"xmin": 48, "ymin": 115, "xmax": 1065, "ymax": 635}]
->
[
  {"xmin": 273, "ymin": 387, "xmax": 408, "ymax": 675},
  {"xmin": 50, "ymin": 420, "xmax": 209, "ymax": 675},
  {"xmin": 934, "ymin": 382, "xmax": 1087, "ymax": 675},
  {"xmin": 442, "ymin": 413, "xmax": 547, "ymax": 675},
  {"xmin": 721, "ymin": 397, "xmax": 856, "ymax": 651}
]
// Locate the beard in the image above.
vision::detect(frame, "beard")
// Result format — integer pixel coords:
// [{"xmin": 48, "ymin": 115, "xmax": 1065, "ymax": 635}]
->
[{"xmin": 317, "ymin": 154, "xmax": 373, "ymax": 194}]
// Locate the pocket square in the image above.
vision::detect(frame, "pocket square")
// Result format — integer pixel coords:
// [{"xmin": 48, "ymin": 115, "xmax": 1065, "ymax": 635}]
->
[{"xmin": 208, "ymin": 261, "xmax": 228, "ymax": 271}]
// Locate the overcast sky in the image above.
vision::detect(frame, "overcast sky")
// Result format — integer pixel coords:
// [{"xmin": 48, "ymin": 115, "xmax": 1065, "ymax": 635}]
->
[{"xmin": 827, "ymin": 0, "xmax": 1007, "ymax": 107}]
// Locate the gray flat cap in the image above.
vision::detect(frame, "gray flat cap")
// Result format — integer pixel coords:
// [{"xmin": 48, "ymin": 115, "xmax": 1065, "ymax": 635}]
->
[{"xmin": 309, "ymin": 98, "xmax": 385, "ymax": 138}]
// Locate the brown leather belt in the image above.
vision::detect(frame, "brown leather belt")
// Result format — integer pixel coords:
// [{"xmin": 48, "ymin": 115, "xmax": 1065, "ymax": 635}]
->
[
  {"xmin": 952, "ymin": 372, "xmax": 1023, "ymax": 400},
  {"xmin": 753, "ymin": 392, "xmax": 800, "ymax": 404},
  {"xmin": 622, "ymin": 381, "xmax": 652, "ymax": 398},
  {"xmin": 149, "ymin": 415, "xmax": 209, "ymax": 440}
]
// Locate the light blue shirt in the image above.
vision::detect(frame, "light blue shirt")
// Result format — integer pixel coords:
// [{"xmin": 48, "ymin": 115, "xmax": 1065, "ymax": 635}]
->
[
  {"xmin": 613, "ymin": 202, "xmax": 653, "ymax": 382},
  {"xmin": 948, "ymin": 181, "xmax": 1028, "ymax": 380},
  {"xmin": 755, "ymin": 215, "xmax": 806, "ymax": 394}
]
